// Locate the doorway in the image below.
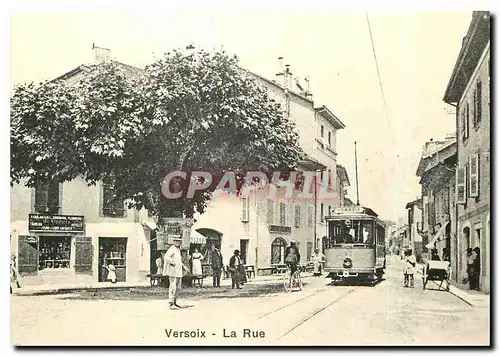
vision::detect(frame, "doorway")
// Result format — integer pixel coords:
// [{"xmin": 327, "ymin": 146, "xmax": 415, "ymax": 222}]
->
[
  {"xmin": 98, "ymin": 237, "xmax": 127, "ymax": 282},
  {"xmin": 240, "ymin": 239, "xmax": 249, "ymax": 264}
]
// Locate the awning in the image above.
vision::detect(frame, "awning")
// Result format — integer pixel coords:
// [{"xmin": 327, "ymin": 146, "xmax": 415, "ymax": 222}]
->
[
  {"xmin": 425, "ymin": 221, "xmax": 449, "ymax": 249},
  {"xmin": 190, "ymin": 230, "xmax": 207, "ymax": 244},
  {"xmin": 142, "ymin": 220, "xmax": 158, "ymax": 230}
]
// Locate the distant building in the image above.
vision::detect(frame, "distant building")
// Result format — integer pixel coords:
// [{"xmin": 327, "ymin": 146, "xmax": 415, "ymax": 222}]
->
[
  {"xmin": 405, "ymin": 198, "xmax": 423, "ymax": 262},
  {"xmin": 443, "ymin": 11, "xmax": 490, "ymax": 293}
]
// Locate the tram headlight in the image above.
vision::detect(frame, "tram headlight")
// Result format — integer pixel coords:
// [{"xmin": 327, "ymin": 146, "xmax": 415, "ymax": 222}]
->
[{"xmin": 343, "ymin": 257, "xmax": 352, "ymax": 269}]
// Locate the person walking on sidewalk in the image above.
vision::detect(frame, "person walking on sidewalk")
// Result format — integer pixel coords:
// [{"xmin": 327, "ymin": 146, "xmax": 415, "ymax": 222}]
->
[
  {"xmin": 466, "ymin": 247, "xmax": 477, "ymax": 290},
  {"xmin": 404, "ymin": 249, "xmax": 416, "ymax": 288},
  {"xmin": 210, "ymin": 245, "xmax": 224, "ymax": 288},
  {"xmin": 228, "ymin": 250, "xmax": 242, "ymax": 289},
  {"xmin": 163, "ymin": 236, "xmax": 188, "ymax": 310},
  {"xmin": 10, "ymin": 255, "xmax": 21, "ymax": 293}
]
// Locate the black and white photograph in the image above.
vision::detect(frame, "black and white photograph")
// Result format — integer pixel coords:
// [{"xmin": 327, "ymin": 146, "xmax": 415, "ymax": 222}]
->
[{"xmin": 8, "ymin": 4, "xmax": 491, "ymax": 347}]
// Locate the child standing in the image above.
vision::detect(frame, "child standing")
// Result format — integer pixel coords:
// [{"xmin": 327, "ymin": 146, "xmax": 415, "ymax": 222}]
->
[
  {"xmin": 106, "ymin": 263, "xmax": 117, "ymax": 283},
  {"xmin": 404, "ymin": 249, "xmax": 416, "ymax": 288}
]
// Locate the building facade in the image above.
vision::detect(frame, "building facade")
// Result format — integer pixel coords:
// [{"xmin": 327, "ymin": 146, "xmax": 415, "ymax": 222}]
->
[
  {"xmin": 405, "ymin": 198, "xmax": 423, "ymax": 262},
  {"xmin": 415, "ymin": 137, "xmax": 457, "ymax": 270},
  {"xmin": 192, "ymin": 65, "xmax": 350, "ymax": 273},
  {"xmin": 11, "ymin": 177, "xmax": 154, "ymax": 286},
  {"xmin": 443, "ymin": 11, "xmax": 490, "ymax": 293}
]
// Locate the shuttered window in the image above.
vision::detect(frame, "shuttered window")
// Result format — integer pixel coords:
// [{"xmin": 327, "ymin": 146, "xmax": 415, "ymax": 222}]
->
[
  {"xmin": 34, "ymin": 181, "xmax": 60, "ymax": 214},
  {"xmin": 469, "ymin": 154, "xmax": 479, "ymax": 198},
  {"xmin": 474, "ymin": 81, "xmax": 482, "ymax": 128},
  {"xmin": 294, "ymin": 205, "xmax": 301, "ymax": 228},
  {"xmin": 320, "ymin": 203, "xmax": 324, "ymax": 222},
  {"xmin": 102, "ymin": 179, "xmax": 125, "ymax": 217},
  {"xmin": 241, "ymin": 198, "xmax": 249, "ymax": 222},
  {"xmin": 456, "ymin": 166, "xmax": 467, "ymax": 204},
  {"xmin": 307, "ymin": 205, "xmax": 314, "ymax": 227}
]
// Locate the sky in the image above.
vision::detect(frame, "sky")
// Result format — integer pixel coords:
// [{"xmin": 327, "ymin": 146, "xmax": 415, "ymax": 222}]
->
[{"xmin": 9, "ymin": 9, "xmax": 474, "ymax": 222}]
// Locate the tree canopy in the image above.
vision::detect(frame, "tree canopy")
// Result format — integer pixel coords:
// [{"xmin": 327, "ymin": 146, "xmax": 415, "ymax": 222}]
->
[{"xmin": 10, "ymin": 46, "xmax": 304, "ymax": 218}]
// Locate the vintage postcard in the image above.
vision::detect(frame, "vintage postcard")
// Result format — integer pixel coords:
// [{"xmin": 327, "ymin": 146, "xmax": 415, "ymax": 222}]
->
[{"xmin": 9, "ymin": 7, "xmax": 491, "ymax": 347}]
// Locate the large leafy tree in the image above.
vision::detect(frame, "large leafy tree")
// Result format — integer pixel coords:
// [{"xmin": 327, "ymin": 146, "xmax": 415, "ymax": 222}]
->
[{"xmin": 10, "ymin": 46, "xmax": 303, "ymax": 221}]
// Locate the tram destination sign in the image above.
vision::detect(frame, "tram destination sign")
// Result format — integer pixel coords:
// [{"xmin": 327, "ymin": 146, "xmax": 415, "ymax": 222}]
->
[
  {"xmin": 29, "ymin": 214, "xmax": 84, "ymax": 232},
  {"xmin": 333, "ymin": 206, "xmax": 364, "ymax": 214}
]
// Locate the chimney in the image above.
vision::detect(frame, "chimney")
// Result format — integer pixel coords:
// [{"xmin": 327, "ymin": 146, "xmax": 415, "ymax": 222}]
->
[
  {"xmin": 304, "ymin": 76, "xmax": 312, "ymax": 98},
  {"xmin": 92, "ymin": 43, "xmax": 111, "ymax": 63}
]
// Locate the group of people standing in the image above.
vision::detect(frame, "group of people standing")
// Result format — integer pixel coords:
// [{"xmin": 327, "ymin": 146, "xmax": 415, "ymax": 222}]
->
[{"xmin": 154, "ymin": 239, "xmax": 249, "ymax": 310}]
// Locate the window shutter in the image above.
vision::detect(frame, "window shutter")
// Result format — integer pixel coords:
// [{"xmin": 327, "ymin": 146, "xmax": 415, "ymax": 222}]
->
[
  {"xmin": 34, "ymin": 182, "xmax": 48, "ymax": 213},
  {"xmin": 75, "ymin": 236, "xmax": 93, "ymax": 274},
  {"xmin": 307, "ymin": 205, "xmax": 313, "ymax": 227},
  {"xmin": 457, "ymin": 166, "xmax": 467, "ymax": 204},
  {"xmin": 47, "ymin": 182, "xmax": 60, "ymax": 214},
  {"xmin": 274, "ymin": 202, "xmax": 280, "ymax": 225},
  {"xmin": 469, "ymin": 154, "xmax": 479, "ymax": 198},
  {"xmin": 18, "ymin": 235, "xmax": 39, "ymax": 275},
  {"xmin": 267, "ymin": 199, "xmax": 274, "ymax": 224},
  {"xmin": 294, "ymin": 205, "xmax": 301, "ymax": 228},
  {"xmin": 460, "ymin": 109, "xmax": 466, "ymax": 141},
  {"xmin": 477, "ymin": 81, "xmax": 482, "ymax": 124},
  {"xmin": 241, "ymin": 198, "xmax": 249, "ymax": 222},
  {"xmin": 279, "ymin": 203, "xmax": 286, "ymax": 226},
  {"xmin": 465, "ymin": 103, "xmax": 470, "ymax": 139}
]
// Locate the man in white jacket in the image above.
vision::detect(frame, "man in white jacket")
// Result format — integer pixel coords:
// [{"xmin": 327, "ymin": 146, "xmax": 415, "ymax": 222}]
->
[{"xmin": 163, "ymin": 235, "xmax": 187, "ymax": 310}]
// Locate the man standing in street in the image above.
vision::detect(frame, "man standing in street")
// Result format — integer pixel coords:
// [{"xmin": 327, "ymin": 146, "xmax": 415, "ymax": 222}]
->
[
  {"xmin": 210, "ymin": 245, "xmax": 224, "ymax": 288},
  {"xmin": 163, "ymin": 235, "xmax": 188, "ymax": 310}
]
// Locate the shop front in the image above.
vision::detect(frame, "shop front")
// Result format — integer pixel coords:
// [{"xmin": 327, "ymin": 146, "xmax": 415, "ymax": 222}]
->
[{"xmin": 15, "ymin": 214, "xmax": 93, "ymax": 285}]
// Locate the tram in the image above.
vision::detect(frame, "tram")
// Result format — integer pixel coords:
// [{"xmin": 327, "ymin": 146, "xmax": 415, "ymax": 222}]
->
[{"xmin": 323, "ymin": 205, "xmax": 386, "ymax": 283}]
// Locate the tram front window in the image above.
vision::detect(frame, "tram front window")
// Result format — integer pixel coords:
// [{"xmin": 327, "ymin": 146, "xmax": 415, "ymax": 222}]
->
[{"xmin": 328, "ymin": 220, "xmax": 375, "ymax": 245}]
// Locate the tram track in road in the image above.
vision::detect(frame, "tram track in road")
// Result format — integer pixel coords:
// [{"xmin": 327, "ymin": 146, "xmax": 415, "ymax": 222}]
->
[
  {"xmin": 255, "ymin": 287, "xmax": 332, "ymax": 320},
  {"xmin": 277, "ymin": 286, "xmax": 359, "ymax": 340}
]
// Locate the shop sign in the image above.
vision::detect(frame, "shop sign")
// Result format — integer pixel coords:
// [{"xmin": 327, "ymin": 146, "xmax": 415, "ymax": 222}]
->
[
  {"xmin": 29, "ymin": 214, "xmax": 84, "ymax": 232},
  {"xmin": 269, "ymin": 225, "xmax": 292, "ymax": 234}
]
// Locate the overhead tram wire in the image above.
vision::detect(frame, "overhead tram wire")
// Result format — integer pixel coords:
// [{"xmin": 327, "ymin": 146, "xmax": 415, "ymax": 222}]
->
[
  {"xmin": 365, "ymin": 11, "xmax": 401, "ymax": 218},
  {"xmin": 365, "ymin": 12, "xmax": 400, "ymax": 159}
]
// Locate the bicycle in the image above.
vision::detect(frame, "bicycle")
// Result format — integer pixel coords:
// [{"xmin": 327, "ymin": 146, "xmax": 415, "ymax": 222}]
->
[{"xmin": 282, "ymin": 265, "xmax": 303, "ymax": 292}]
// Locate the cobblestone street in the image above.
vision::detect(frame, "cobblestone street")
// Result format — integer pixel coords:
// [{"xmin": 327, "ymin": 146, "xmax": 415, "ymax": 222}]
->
[{"xmin": 11, "ymin": 257, "xmax": 489, "ymax": 346}]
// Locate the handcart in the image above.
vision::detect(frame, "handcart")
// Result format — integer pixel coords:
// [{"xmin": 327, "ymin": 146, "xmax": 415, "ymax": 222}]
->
[{"xmin": 422, "ymin": 260, "xmax": 451, "ymax": 291}]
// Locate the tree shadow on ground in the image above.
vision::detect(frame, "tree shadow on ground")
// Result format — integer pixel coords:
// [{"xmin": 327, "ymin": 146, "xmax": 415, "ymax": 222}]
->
[{"xmin": 57, "ymin": 281, "xmax": 309, "ymax": 302}]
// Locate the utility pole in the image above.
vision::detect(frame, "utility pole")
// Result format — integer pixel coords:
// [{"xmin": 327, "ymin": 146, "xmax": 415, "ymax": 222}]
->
[{"xmin": 355, "ymin": 141, "xmax": 360, "ymax": 206}]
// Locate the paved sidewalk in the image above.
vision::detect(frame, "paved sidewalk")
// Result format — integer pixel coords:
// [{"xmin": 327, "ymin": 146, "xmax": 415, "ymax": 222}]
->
[
  {"xmin": 415, "ymin": 262, "xmax": 489, "ymax": 307},
  {"xmin": 11, "ymin": 272, "xmax": 311, "ymax": 296}
]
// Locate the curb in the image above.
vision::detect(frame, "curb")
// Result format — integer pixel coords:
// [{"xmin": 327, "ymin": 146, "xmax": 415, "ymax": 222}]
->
[{"xmin": 11, "ymin": 276, "xmax": 315, "ymax": 297}]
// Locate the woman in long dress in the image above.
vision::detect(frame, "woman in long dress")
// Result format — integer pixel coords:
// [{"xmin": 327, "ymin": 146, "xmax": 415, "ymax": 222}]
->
[{"xmin": 191, "ymin": 248, "xmax": 204, "ymax": 277}]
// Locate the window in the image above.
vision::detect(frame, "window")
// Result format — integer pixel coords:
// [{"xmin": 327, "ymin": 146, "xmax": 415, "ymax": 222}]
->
[
  {"xmin": 307, "ymin": 205, "xmax": 314, "ymax": 227},
  {"xmin": 34, "ymin": 181, "xmax": 60, "ymax": 214},
  {"xmin": 468, "ymin": 154, "xmax": 479, "ymax": 198},
  {"xmin": 102, "ymin": 179, "xmax": 125, "ymax": 217},
  {"xmin": 474, "ymin": 81, "xmax": 482, "ymax": 128},
  {"xmin": 294, "ymin": 205, "xmax": 301, "ymax": 228},
  {"xmin": 328, "ymin": 131, "xmax": 331, "ymax": 146},
  {"xmin": 267, "ymin": 199, "xmax": 274, "ymax": 224},
  {"xmin": 38, "ymin": 236, "xmax": 71, "ymax": 270},
  {"xmin": 279, "ymin": 203, "xmax": 286, "ymax": 226},
  {"xmin": 320, "ymin": 203, "xmax": 324, "ymax": 222},
  {"xmin": 320, "ymin": 125, "xmax": 324, "ymax": 138},
  {"xmin": 463, "ymin": 227, "xmax": 471, "ymax": 249},
  {"xmin": 465, "ymin": 103, "xmax": 470, "ymax": 140},
  {"xmin": 271, "ymin": 237, "xmax": 287, "ymax": 264},
  {"xmin": 241, "ymin": 198, "xmax": 250, "ymax": 222},
  {"xmin": 456, "ymin": 166, "xmax": 467, "ymax": 204},
  {"xmin": 327, "ymin": 220, "xmax": 375, "ymax": 246}
]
